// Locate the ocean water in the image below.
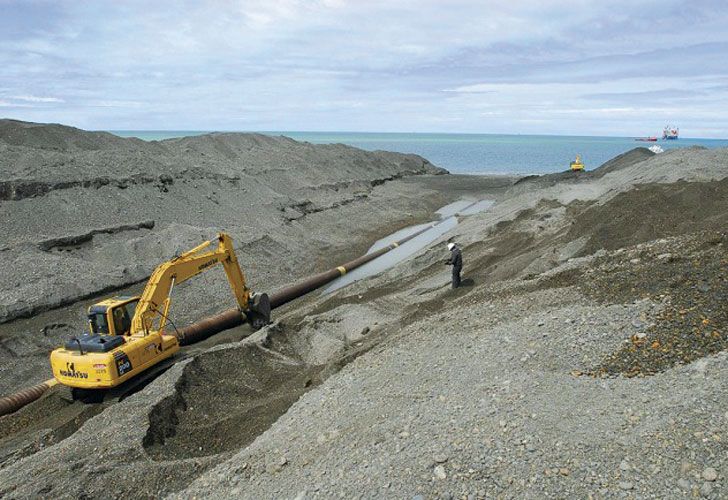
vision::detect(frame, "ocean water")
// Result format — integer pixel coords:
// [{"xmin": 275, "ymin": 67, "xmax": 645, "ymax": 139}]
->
[{"xmin": 110, "ymin": 130, "xmax": 728, "ymax": 175}]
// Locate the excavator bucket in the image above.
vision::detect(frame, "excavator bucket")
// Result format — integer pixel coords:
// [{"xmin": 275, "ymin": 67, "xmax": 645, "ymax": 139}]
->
[{"xmin": 247, "ymin": 293, "xmax": 271, "ymax": 329}]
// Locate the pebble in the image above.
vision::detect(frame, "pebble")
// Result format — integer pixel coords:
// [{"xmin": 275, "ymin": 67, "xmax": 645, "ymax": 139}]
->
[
  {"xmin": 619, "ymin": 460, "xmax": 630, "ymax": 472},
  {"xmin": 657, "ymin": 253, "xmax": 672, "ymax": 261},
  {"xmin": 618, "ymin": 481, "xmax": 634, "ymax": 490},
  {"xmin": 434, "ymin": 465, "xmax": 447, "ymax": 480},
  {"xmin": 631, "ymin": 319, "xmax": 645, "ymax": 329},
  {"xmin": 702, "ymin": 467, "xmax": 718, "ymax": 481},
  {"xmin": 434, "ymin": 455, "xmax": 449, "ymax": 464},
  {"xmin": 700, "ymin": 482, "xmax": 713, "ymax": 496},
  {"xmin": 678, "ymin": 478, "xmax": 691, "ymax": 490}
]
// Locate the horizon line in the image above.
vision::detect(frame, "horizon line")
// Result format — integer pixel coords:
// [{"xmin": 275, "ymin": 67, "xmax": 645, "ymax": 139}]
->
[{"xmin": 104, "ymin": 129, "xmax": 724, "ymax": 141}]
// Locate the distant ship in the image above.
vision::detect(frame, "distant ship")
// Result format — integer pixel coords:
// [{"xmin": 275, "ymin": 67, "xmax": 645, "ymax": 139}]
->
[
  {"xmin": 635, "ymin": 136, "xmax": 658, "ymax": 142},
  {"xmin": 662, "ymin": 125, "xmax": 679, "ymax": 140}
]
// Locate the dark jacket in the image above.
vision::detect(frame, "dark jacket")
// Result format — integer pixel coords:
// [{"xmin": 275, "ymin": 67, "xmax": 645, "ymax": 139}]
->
[{"xmin": 447, "ymin": 246, "xmax": 462, "ymax": 270}]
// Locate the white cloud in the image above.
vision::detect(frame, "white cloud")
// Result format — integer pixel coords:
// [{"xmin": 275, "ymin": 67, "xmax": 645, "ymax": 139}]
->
[
  {"xmin": 88, "ymin": 100, "xmax": 144, "ymax": 108},
  {"xmin": 1, "ymin": 0, "xmax": 728, "ymax": 135},
  {"xmin": 11, "ymin": 95, "xmax": 64, "ymax": 103}
]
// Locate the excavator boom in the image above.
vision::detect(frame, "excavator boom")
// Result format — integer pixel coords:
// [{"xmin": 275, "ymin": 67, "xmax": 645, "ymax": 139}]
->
[{"xmin": 132, "ymin": 233, "xmax": 252, "ymax": 335}]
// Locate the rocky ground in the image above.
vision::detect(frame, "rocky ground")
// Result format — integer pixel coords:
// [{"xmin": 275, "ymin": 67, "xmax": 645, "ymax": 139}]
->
[
  {"xmin": 0, "ymin": 121, "xmax": 726, "ymax": 499},
  {"xmin": 0, "ymin": 119, "xmax": 512, "ymax": 396},
  {"xmin": 187, "ymin": 230, "xmax": 721, "ymax": 500}
]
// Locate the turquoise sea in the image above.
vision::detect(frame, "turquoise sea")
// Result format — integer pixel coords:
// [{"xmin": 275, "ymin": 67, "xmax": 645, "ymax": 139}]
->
[{"xmin": 109, "ymin": 131, "xmax": 728, "ymax": 175}]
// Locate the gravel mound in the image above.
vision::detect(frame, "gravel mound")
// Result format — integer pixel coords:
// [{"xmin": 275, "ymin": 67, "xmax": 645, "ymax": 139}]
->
[
  {"xmin": 0, "ymin": 119, "xmax": 137, "ymax": 151},
  {"xmin": 179, "ymin": 238, "xmax": 727, "ymax": 498},
  {"xmin": 588, "ymin": 146, "xmax": 656, "ymax": 178},
  {"xmin": 174, "ymin": 146, "xmax": 728, "ymax": 499},
  {"xmin": 2, "ymin": 120, "xmax": 514, "ymax": 397},
  {"xmin": 513, "ymin": 147, "xmax": 655, "ymax": 186},
  {"xmin": 587, "ymin": 232, "xmax": 727, "ymax": 376},
  {"xmin": 0, "ymin": 123, "xmax": 726, "ymax": 498}
]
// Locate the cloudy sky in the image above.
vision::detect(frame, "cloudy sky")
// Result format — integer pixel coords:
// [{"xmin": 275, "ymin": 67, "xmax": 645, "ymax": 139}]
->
[{"xmin": 2, "ymin": 0, "xmax": 728, "ymax": 136}]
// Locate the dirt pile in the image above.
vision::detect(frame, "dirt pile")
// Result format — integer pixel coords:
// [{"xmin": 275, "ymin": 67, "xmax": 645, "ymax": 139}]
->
[
  {"xmin": 0, "ymin": 119, "xmax": 137, "ymax": 151},
  {"xmin": 513, "ymin": 147, "xmax": 655, "ymax": 187},
  {"xmin": 172, "ymin": 146, "xmax": 727, "ymax": 498},
  {"xmin": 143, "ymin": 340, "xmax": 320, "ymax": 461},
  {"xmin": 0, "ymin": 135, "xmax": 726, "ymax": 498},
  {"xmin": 2, "ymin": 120, "xmax": 517, "ymax": 397},
  {"xmin": 588, "ymin": 146, "xmax": 657, "ymax": 178},
  {"xmin": 566, "ymin": 177, "xmax": 728, "ymax": 254},
  {"xmin": 584, "ymin": 231, "xmax": 727, "ymax": 376},
  {"xmin": 0, "ymin": 118, "xmax": 446, "ymax": 323}
]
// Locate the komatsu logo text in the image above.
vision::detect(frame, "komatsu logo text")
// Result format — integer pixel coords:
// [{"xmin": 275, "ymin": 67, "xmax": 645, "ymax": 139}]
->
[
  {"xmin": 60, "ymin": 362, "xmax": 89, "ymax": 379},
  {"xmin": 198, "ymin": 258, "xmax": 218, "ymax": 271}
]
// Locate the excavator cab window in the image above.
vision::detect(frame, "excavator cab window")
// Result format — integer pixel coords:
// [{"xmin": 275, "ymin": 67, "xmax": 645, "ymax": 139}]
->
[
  {"xmin": 87, "ymin": 299, "xmax": 138, "ymax": 336},
  {"xmin": 111, "ymin": 301, "xmax": 137, "ymax": 336},
  {"xmin": 88, "ymin": 312, "xmax": 109, "ymax": 334}
]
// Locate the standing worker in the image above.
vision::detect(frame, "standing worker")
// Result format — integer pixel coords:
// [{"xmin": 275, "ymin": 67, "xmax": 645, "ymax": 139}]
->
[{"xmin": 445, "ymin": 242, "xmax": 462, "ymax": 289}]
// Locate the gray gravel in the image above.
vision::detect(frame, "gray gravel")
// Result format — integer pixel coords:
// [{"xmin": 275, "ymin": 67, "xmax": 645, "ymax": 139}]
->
[
  {"xmin": 174, "ymin": 147, "xmax": 728, "ymax": 499},
  {"xmin": 0, "ymin": 120, "xmax": 514, "ymax": 395},
  {"xmin": 0, "ymin": 121, "xmax": 726, "ymax": 499},
  {"xmin": 0, "ymin": 119, "xmax": 448, "ymax": 325},
  {"xmin": 179, "ymin": 253, "xmax": 727, "ymax": 499}
]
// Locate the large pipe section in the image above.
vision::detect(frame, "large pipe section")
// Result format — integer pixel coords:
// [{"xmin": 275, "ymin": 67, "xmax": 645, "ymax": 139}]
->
[
  {"xmin": 175, "ymin": 308, "xmax": 247, "ymax": 345},
  {"xmin": 0, "ymin": 379, "xmax": 57, "ymax": 418},
  {"xmin": 269, "ymin": 229, "xmax": 420, "ymax": 309},
  {"xmin": 176, "ymin": 205, "xmax": 475, "ymax": 346}
]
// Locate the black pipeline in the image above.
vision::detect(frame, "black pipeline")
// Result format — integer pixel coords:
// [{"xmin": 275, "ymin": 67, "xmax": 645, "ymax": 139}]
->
[
  {"xmin": 177, "ymin": 203, "xmax": 475, "ymax": 345},
  {"xmin": 0, "ymin": 379, "xmax": 57, "ymax": 417}
]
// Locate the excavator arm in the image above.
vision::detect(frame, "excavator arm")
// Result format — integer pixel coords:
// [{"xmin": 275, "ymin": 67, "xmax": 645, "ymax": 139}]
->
[{"xmin": 131, "ymin": 233, "xmax": 269, "ymax": 335}]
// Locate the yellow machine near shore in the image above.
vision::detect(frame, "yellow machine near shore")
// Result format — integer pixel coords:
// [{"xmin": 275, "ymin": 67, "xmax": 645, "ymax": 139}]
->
[
  {"xmin": 49, "ymin": 233, "xmax": 270, "ymax": 399},
  {"xmin": 570, "ymin": 154, "xmax": 585, "ymax": 172}
]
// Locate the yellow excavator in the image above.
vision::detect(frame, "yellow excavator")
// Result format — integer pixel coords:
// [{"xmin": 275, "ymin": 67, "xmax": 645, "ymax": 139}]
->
[
  {"xmin": 570, "ymin": 154, "xmax": 585, "ymax": 172},
  {"xmin": 49, "ymin": 233, "xmax": 270, "ymax": 400}
]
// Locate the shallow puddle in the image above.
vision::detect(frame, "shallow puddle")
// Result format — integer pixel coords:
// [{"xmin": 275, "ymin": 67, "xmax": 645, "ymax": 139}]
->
[{"xmin": 324, "ymin": 199, "xmax": 493, "ymax": 293}]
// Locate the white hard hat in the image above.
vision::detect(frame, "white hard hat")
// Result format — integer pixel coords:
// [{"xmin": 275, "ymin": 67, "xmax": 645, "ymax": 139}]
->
[{"xmin": 447, "ymin": 243, "xmax": 455, "ymax": 250}]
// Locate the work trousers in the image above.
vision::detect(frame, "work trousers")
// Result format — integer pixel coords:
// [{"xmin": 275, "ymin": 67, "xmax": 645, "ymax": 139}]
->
[{"xmin": 452, "ymin": 266, "xmax": 462, "ymax": 289}]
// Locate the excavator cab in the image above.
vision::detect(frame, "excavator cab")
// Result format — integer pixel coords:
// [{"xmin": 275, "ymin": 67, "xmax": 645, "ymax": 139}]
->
[{"xmin": 87, "ymin": 296, "xmax": 139, "ymax": 336}]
